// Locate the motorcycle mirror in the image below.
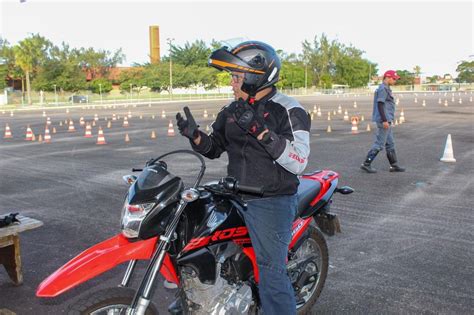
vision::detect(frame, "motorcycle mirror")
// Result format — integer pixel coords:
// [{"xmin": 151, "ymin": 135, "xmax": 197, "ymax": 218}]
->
[
  {"xmin": 122, "ymin": 175, "xmax": 137, "ymax": 186},
  {"xmin": 336, "ymin": 186, "xmax": 354, "ymax": 195}
]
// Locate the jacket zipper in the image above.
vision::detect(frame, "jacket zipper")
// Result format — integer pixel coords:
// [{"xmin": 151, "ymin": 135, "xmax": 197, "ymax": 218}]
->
[{"xmin": 241, "ymin": 135, "xmax": 248, "ymax": 184}]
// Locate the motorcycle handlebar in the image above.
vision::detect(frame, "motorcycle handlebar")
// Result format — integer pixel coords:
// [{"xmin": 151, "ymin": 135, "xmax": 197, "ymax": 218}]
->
[{"xmin": 235, "ymin": 183, "xmax": 264, "ymax": 195}]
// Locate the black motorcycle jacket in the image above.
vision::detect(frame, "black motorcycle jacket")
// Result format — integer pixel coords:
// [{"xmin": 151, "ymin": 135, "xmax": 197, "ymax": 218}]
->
[{"xmin": 191, "ymin": 88, "xmax": 311, "ymax": 197}]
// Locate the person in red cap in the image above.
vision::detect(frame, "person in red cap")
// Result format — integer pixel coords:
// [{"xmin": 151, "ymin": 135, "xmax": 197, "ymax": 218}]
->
[{"xmin": 361, "ymin": 70, "xmax": 405, "ymax": 173}]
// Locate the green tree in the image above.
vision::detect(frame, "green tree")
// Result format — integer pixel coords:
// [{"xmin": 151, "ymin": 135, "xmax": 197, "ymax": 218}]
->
[
  {"xmin": 169, "ymin": 40, "xmax": 211, "ymax": 67},
  {"xmin": 77, "ymin": 47, "xmax": 124, "ymax": 80},
  {"xmin": 13, "ymin": 34, "xmax": 51, "ymax": 104},
  {"xmin": 394, "ymin": 70, "xmax": 415, "ymax": 85},
  {"xmin": 119, "ymin": 67, "xmax": 146, "ymax": 94},
  {"xmin": 89, "ymin": 78, "xmax": 112, "ymax": 94},
  {"xmin": 456, "ymin": 60, "xmax": 474, "ymax": 83},
  {"xmin": 413, "ymin": 65, "xmax": 422, "ymax": 77}
]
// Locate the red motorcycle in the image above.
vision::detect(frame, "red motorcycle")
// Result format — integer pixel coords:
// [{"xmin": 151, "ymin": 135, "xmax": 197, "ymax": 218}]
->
[{"xmin": 37, "ymin": 150, "xmax": 353, "ymax": 314}]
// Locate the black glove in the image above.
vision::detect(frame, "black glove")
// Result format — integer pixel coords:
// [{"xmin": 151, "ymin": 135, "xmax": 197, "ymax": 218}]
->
[
  {"xmin": 0, "ymin": 213, "xmax": 20, "ymax": 228},
  {"xmin": 176, "ymin": 106, "xmax": 200, "ymax": 140},
  {"xmin": 232, "ymin": 99, "xmax": 267, "ymax": 138}
]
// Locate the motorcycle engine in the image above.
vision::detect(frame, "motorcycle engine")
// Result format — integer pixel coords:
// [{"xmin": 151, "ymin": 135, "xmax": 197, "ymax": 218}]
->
[{"xmin": 182, "ymin": 263, "xmax": 253, "ymax": 314}]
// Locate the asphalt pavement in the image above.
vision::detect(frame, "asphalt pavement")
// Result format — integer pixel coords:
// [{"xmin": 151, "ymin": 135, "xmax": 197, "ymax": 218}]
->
[{"xmin": 0, "ymin": 91, "xmax": 473, "ymax": 314}]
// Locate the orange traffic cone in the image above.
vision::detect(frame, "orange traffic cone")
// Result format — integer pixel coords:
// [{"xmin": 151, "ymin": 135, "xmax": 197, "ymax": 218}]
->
[
  {"xmin": 52, "ymin": 127, "xmax": 57, "ymax": 134},
  {"xmin": 96, "ymin": 127, "xmax": 106, "ymax": 145},
  {"xmin": 4, "ymin": 123, "xmax": 12, "ymax": 139},
  {"xmin": 161, "ymin": 110, "xmax": 166, "ymax": 119},
  {"xmin": 94, "ymin": 113, "xmax": 99, "ymax": 121},
  {"xmin": 326, "ymin": 125, "xmax": 332, "ymax": 133},
  {"xmin": 46, "ymin": 117, "xmax": 51, "ymax": 126},
  {"xmin": 44, "ymin": 127, "xmax": 51, "ymax": 143},
  {"xmin": 151, "ymin": 130, "xmax": 157, "ymax": 139},
  {"xmin": 366, "ymin": 124, "xmax": 371, "ymax": 132},
  {"xmin": 125, "ymin": 133, "xmax": 130, "ymax": 143},
  {"xmin": 25, "ymin": 126, "xmax": 33, "ymax": 141},
  {"xmin": 84, "ymin": 123, "xmax": 93, "ymax": 138},
  {"xmin": 80, "ymin": 117, "xmax": 85, "ymax": 126},
  {"xmin": 112, "ymin": 114, "xmax": 117, "ymax": 121},
  {"xmin": 123, "ymin": 116, "xmax": 129, "ymax": 127},
  {"xmin": 68, "ymin": 120, "xmax": 75, "ymax": 132},
  {"xmin": 38, "ymin": 134, "xmax": 43, "ymax": 143},
  {"xmin": 31, "ymin": 132, "xmax": 36, "ymax": 142},
  {"xmin": 351, "ymin": 119, "xmax": 359, "ymax": 134},
  {"xmin": 59, "ymin": 121, "xmax": 63, "ymax": 127},
  {"xmin": 107, "ymin": 121, "xmax": 112, "ymax": 128},
  {"xmin": 92, "ymin": 120, "xmax": 96, "ymax": 127},
  {"xmin": 167, "ymin": 120, "xmax": 175, "ymax": 136}
]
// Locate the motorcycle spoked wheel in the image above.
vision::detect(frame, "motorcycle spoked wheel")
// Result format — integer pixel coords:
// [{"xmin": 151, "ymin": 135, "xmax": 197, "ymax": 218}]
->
[
  {"xmin": 293, "ymin": 225, "xmax": 329, "ymax": 315},
  {"xmin": 249, "ymin": 225, "xmax": 329, "ymax": 315},
  {"xmin": 67, "ymin": 287, "xmax": 159, "ymax": 315}
]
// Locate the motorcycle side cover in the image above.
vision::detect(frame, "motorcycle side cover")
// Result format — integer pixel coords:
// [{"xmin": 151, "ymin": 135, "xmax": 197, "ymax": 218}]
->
[{"xmin": 36, "ymin": 234, "xmax": 179, "ymax": 297}]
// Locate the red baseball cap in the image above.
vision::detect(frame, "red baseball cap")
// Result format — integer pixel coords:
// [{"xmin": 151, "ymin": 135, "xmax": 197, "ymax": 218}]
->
[{"xmin": 384, "ymin": 70, "xmax": 400, "ymax": 80}]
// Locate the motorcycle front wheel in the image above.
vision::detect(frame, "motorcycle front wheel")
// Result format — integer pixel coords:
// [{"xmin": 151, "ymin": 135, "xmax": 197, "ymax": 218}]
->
[{"xmin": 68, "ymin": 287, "xmax": 159, "ymax": 315}]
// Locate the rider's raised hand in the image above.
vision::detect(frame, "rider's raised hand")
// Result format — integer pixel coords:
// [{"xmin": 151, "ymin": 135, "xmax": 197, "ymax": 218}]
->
[{"xmin": 176, "ymin": 106, "xmax": 200, "ymax": 140}]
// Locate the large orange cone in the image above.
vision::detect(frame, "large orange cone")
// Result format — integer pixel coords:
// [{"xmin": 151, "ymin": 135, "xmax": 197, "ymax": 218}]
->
[
  {"xmin": 68, "ymin": 120, "xmax": 75, "ymax": 132},
  {"xmin": 4, "ymin": 123, "xmax": 12, "ymax": 139},
  {"xmin": 440, "ymin": 134, "xmax": 456, "ymax": 162},
  {"xmin": 44, "ymin": 127, "xmax": 51, "ymax": 143},
  {"xmin": 25, "ymin": 126, "xmax": 33, "ymax": 141},
  {"xmin": 96, "ymin": 127, "xmax": 106, "ymax": 145},
  {"xmin": 167, "ymin": 120, "xmax": 175, "ymax": 136},
  {"xmin": 84, "ymin": 123, "xmax": 93, "ymax": 138},
  {"xmin": 123, "ymin": 116, "xmax": 129, "ymax": 127}
]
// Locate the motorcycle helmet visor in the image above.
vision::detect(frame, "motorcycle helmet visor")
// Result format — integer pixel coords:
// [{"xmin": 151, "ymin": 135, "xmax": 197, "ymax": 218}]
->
[{"xmin": 208, "ymin": 47, "xmax": 265, "ymax": 75}]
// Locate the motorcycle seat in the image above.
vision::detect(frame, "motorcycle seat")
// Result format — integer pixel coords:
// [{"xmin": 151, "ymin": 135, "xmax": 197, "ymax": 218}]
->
[{"xmin": 296, "ymin": 179, "xmax": 321, "ymax": 218}]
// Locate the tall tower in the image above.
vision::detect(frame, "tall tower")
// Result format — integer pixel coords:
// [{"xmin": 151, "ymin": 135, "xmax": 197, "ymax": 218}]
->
[{"xmin": 149, "ymin": 25, "xmax": 160, "ymax": 64}]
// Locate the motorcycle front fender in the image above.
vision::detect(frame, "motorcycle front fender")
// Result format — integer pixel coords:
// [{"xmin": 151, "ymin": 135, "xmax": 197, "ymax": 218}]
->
[{"xmin": 36, "ymin": 234, "xmax": 179, "ymax": 297}]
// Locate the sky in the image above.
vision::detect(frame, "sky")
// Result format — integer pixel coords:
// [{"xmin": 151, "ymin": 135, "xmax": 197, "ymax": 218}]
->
[{"xmin": 1, "ymin": 0, "xmax": 472, "ymax": 77}]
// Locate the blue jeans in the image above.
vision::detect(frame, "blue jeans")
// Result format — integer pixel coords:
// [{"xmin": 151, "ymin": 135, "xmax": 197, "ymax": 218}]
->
[
  {"xmin": 370, "ymin": 122, "xmax": 395, "ymax": 152},
  {"xmin": 240, "ymin": 194, "xmax": 297, "ymax": 315}
]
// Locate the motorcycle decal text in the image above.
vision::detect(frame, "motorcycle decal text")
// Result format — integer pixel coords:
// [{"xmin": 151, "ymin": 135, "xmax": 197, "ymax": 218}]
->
[{"xmin": 183, "ymin": 227, "xmax": 249, "ymax": 252}]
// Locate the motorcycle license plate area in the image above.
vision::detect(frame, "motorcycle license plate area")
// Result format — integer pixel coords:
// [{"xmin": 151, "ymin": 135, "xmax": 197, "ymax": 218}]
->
[{"xmin": 315, "ymin": 213, "xmax": 341, "ymax": 236}]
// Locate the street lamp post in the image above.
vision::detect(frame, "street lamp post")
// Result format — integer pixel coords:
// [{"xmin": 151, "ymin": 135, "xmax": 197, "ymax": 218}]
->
[
  {"xmin": 99, "ymin": 83, "xmax": 103, "ymax": 104},
  {"xmin": 53, "ymin": 84, "xmax": 58, "ymax": 106},
  {"xmin": 167, "ymin": 38, "xmax": 175, "ymax": 100}
]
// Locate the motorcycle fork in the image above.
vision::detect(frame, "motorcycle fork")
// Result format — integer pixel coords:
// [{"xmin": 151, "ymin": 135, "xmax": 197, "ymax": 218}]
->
[{"xmin": 127, "ymin": 199, "xmax": 187, "ymax": 315}]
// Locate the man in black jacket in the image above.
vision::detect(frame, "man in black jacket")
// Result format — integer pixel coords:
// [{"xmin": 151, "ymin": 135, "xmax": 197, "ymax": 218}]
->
[{"xmin": 176, "ymin": 41, "xmax": 310, "ymax": 314}]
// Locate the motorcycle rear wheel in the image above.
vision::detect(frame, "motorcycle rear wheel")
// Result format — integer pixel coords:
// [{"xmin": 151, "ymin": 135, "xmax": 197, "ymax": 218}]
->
[
  {"xmin": 68, "ymin": 287, "xmax": 159, "ymax": 315},
  {"xmin": 293, "ymin": 225, "xmax": 329, "ymax": 315}
]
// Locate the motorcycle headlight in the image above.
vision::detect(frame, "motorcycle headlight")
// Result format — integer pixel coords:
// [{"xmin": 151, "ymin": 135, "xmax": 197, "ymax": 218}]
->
[{"xmin": 120, "ymin": 199, "xmax": 155, "ymax": 239}]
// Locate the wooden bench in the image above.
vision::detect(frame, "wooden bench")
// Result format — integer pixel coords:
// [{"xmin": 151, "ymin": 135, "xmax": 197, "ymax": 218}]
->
[{"xmin": 0, "ymin": 215, "xmax": 43, "ymax": 285}]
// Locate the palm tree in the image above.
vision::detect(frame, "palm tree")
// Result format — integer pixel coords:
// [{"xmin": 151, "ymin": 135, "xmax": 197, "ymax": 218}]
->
[
  {"xmin": 13, "ymin": 34, "xmax": 50, "ymax": 104},
  {"xmin": 413, "ymin": 65, "xmax": 421, "ymax": 78}
]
